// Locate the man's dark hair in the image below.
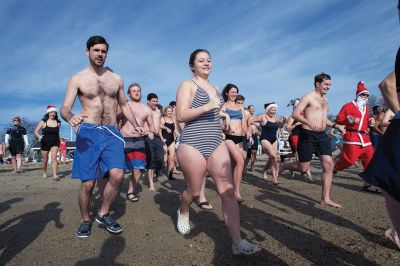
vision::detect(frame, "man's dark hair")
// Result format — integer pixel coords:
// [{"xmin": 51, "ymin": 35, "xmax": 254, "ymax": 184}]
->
[
  {"xmin": 127, "ymin": 82, "xmax": 141, "ymax": 94},
  {"xmin": 147, "ymin": 93, "xmax": 158, "ymax": 101},
  {"xmin": 314, "ymin": 72, "xmax": 331, "ymax": 88},
  {"xmin": 372, "ymin": 105, "xmax": 381, "ymax": 113},
  {"xmin": 247, "ymin": 105, "xmax": 254, "ymax": 110},
  {"xmin": 156, "ymin": 104, "xmax": 163, "ymax": 111},
  {"xmin": 236, "ymin": 94, "xmax": 245, "ymax": 102},
  {"xmin": 169, "ymin": 101, "xmax": 176, "ymax": 107},
  {"xmin": 87, "ymin": 36, "xmax": 109, "ymax": 51}
]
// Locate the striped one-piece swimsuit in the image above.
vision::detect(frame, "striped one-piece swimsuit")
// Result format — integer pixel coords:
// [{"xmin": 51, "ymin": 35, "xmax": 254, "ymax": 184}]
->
[{"xmin": 179, "ymin": 82, "xmax": 224, "ymax": 159}]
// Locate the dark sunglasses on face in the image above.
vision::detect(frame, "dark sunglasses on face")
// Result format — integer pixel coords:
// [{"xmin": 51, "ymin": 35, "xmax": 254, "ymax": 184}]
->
[{"xmin": 360, "ymin": 93, "xmax": 369, "ymax": 97}]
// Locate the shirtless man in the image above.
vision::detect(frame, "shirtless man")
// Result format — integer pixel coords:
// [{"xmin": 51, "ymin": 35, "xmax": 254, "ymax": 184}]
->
[
  {"xmin": 279, "ymin": 73, "xmax": 345, "ymax": 208},
  {"xmin": 61, "ymin": 36, "xmax": 143, "ymax": 238},
  {"xmin": 119, "ymin": 83, "xmax": 154, "ymax": 202},
  {"xmin": 145, "ymin": 93, "xmax": 164, "ymax": 191},
  {"xmin": 369, "ymin": 106, "xmax": 385, "ymax": 150}
]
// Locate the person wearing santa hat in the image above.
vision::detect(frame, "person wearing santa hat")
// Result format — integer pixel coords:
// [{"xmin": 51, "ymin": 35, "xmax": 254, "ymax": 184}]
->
[
  {"xmin": 333, "ymin": 81, "xmax": 378, "ymax": 192},
  {"xmin": 5, "ymin": 116, "xmax": 28, "ymax": 173},
  {"xmin": 34, "ymin": 105, "xmax": 61, "ymax": 180}
]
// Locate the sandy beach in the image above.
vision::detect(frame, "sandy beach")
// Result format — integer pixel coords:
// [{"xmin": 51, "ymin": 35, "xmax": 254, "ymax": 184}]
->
[{"xmin": 0, "ymin": 156, "xmax": 399, "ymax": 265}]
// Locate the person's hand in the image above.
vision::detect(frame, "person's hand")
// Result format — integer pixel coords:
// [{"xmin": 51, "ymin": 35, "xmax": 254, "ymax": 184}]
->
[
  {"xmin": 347, "ymin": 115, "xmax": 356, "ymax": 124},
  {"xmin": 248, "ymin": 136, "xmax": 254, "ymax": 146},
  {"xmin": 134, "ymin": 127, "xmax": 145, "ymax": 135},
  {"xmin": 204, "ymin": 96, "xmax": 220, "ymax": 111},
  {"xmin": 68, "ymin": 113, "xmax": 86, "ymax": 127},
  {"xmin": 336, "ymin": 124, "xmax": 346, "ymax": 134},
  {"xmin": 295, "ymin": 121, "xmax": 302, "ymax": 126},
  {"xmin": 38, "ymin": 135, "xmax": 43, "ymax": 140},
  {"xmin": 223, "ymin": 116, "xmax": 231, "ymax": 131},
  {"xmin": 368, "ymin": 118, "xmax": 375, "ymax": 127},
  {"xmin": 166, "ymin": 128, "xmax": 171, "ymax": 133}
]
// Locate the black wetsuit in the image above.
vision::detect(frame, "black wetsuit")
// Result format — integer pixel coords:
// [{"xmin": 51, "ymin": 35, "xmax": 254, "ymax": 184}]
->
[{"xmin": 7, "ymin": 125, "xmax": 26, "ymax": 156}]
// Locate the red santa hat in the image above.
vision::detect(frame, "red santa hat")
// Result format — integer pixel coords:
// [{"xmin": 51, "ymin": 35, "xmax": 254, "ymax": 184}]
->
[
  {"xmin": 356, "ymin": 81, "xmax": 369, "ymax": 97},
  {"xmin": 47, "ymin": 105, "xmax": 58, "ymax": 113}
]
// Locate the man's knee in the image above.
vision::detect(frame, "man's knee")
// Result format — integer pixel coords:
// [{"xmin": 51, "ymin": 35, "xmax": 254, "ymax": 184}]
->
[{"xmin": 108, "ymin": 169, "xmax": 124, "ymax": 185}]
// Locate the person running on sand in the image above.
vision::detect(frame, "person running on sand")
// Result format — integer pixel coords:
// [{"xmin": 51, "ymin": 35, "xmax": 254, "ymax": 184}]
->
[
  {"xmin": 144, "ymin": 93, "xmax": 164, "ymax": 191},
  {"xmin": 254, "ymin": 102, "xmax": 286, "ymax": 184},
  {"xmin": 5, "ymin": 116, "xmax": 28, "ymax": 173},
  {"xmin": 58, "ymin": 137, "xmax": 68, "ymax": 164},
  {"xmin": 175, "ymin": 49, "xmax": 261, "ymax": 255},
  {"xmin": 360, "ymin": 9, "xmax": 400, "ymax": 247},
  {"xmin": 244, "ymin": 105, "xmax": 260, "ymax": 172},
  {"xmin": 119, "ymin": 83, "xmax": 154, "ymax": 202},
  {"xmin": 61, "ymin": 35, "xmax": 143, "ymax": 238},
  {"xmin": 333, "ymin": 81, "xmax": 378, "ymax": 193},
  {"xmin": 160, "ymin": 106, "xmax": 179, "ymax": 180},
  {"xmin": 279, "ymin": 73, "xmax": 345, "ymax": 208},
  {"xmin": 34, "ymin": 105, "xmax": 61, "ymax": 180},
  {"xmin": 286, "ymin": 98, "xmax": 313, "ymax": 181},
  {"xmin": 221, "ymin": 85, "xmax": 249, "ymax": 202}
]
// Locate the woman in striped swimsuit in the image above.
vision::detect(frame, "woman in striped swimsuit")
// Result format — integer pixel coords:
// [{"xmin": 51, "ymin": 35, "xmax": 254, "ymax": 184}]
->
[{"xmin": 175, "ymin": 49, "xmax": 261, "ymax": 255}]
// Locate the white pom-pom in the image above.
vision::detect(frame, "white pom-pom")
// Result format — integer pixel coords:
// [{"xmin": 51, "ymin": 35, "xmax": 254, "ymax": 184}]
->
[{"xmin": 360, "ymin": 80, "xmax": 364, "ymax": 84}]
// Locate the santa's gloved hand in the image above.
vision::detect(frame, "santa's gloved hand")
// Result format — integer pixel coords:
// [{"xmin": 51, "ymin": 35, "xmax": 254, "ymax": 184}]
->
[{"xmin": 347, "ymin": 115, "xmax": 355, "ymax": 124}]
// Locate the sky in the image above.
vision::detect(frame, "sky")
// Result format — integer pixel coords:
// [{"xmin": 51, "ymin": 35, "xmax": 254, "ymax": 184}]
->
[{"xmin": 0, "ymin": 0, "xmax": 399, "ymax": 138}]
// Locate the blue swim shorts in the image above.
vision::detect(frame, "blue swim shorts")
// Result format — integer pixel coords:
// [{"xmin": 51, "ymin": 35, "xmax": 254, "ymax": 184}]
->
[{"xmin": 71, "ymin": 123, "xmax": 125, "ymax": 181}]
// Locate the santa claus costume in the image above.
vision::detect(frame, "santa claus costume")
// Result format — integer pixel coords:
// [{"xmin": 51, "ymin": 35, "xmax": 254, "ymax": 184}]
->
[{"xmin": 334, "ymin": 81, "xmax": 375, "ymax": 178}]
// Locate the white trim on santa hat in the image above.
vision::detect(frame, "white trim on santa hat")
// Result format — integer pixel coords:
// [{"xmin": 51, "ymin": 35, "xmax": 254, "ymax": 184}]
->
[{"xmin": 47, "ymin": 105, "xmax": 58, "ymax": 113}]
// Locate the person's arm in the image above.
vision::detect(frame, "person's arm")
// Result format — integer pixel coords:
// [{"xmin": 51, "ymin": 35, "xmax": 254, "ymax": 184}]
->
[
  {"xmin": 381, "ymin": 109, "xmax": 394, "ymax": 127},
  {"xmin": 5, "ymin": 133, "xmax": 10, "ymax": 147},
  {"xmin": 326, "ymin": 119, "xmax": 345, "ymax": 134},
  {"xmin": 173, "ymin": 117, "xmax": 180, "ymax": 137},
  {"xmin": 23, "ymin": 135, "xmax": 29, "ymax": 147},
  {"xmin": 61, "ymin": 76, "xmax": 84, "ymax": 127},
  {"xmin": 373, "ymin": 112, "xmax": 385, "ymax": 134},
  {"xmin": 34, "ymin": 121, "xmax": 45, "ymax": 140},
  {"xmin": 146, "ymin": 109, "xmax": 155, "ymax": 134},
  {"xmin": 380, "ymin": 71, "xmax": 400, "ymax": 113},
  {"xmin": 159, "ymin": 117, "xmax": 169, "ymax": 132},
  {"xmin": 292, "ymin": 95, "xmax": 315, "ymax": 129},
  {"xmin": 176, "ymin": 81, "xmax": 220, "ymax": 123}
]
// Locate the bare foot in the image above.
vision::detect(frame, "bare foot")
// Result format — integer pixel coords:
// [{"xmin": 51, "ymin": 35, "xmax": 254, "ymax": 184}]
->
[
  {"xmin": 149, "ymin": 187, "xmax": 156, "ymax": 192},
  {"xmin": 42, "ymin": 172, "xmax": 48, "ymax": 179},
  {"xmin": 385, "ymin": 227, "xmax": 400, "ymax": 250},
  {"xmin": 272, "ymin": 180, "xmax": 281, "ymax": 185},
  {"xmin": 321, "ymin": 199, "xmax": 342, "ymax": 208},
  {"xmin": 53, "ymin": 175, "xmax": 60, "ymax": 181},
  {"xmin": 263, "ymin": 171, "xmax": 268, "ymax": 180}
]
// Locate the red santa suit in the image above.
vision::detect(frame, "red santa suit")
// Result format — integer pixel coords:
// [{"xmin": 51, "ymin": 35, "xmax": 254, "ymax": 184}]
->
[{"xmin": 334, "ymin": 81, "xmax": 374, "ymax": 171}]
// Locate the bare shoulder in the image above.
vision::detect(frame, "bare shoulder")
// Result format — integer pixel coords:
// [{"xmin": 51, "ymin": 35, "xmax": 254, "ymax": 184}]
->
[{"xmin": 177, "ymin": 80, "xmax": 197, "ymax": 96}]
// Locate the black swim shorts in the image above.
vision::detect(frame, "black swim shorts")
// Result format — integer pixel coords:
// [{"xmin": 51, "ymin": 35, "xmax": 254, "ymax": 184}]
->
[{"xmin": 297, "ymin": 128, "xmax": 332, "ymax": 162}]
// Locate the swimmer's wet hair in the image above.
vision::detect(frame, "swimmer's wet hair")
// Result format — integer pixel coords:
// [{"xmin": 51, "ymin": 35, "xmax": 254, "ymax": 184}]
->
[{"xmin": 87, "ymin": 36, "xmax": 109, "ymax": 51}]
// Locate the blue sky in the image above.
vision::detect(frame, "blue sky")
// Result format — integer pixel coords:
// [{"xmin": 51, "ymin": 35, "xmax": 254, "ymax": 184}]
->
[{"xmin": 0, "ymin": 0, "xmax": 398, "ymax": 138}]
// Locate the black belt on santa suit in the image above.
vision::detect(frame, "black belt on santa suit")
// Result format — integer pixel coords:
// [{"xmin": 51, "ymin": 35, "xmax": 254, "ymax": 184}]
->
[{"xmin": 347, "ymin": 129, "xmax": 369, "ymax": 135}]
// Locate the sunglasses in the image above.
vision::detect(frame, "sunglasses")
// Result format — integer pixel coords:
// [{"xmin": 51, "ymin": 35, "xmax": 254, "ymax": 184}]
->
[{"xmin": 360, "ymin": 93, "xmax": 369, "ymax": 97}]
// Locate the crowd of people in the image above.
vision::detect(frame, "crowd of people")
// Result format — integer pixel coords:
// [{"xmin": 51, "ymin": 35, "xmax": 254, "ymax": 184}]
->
[{"xmin": 2, "ymin": 32, "xmax": 399, "ymax": 255}]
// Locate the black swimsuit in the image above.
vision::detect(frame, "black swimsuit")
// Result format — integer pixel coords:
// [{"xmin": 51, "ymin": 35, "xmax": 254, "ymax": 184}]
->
[
  {"xmin": 260, "ymin": 121, "xmax": 278, "ymax": 144},
  {"xmin": 41, "ymin": 121, "xmax": 60, "ymax": 151},
  {"xmin": 162, "ymin": 121, "xmax": 175, "ymax": 147}
]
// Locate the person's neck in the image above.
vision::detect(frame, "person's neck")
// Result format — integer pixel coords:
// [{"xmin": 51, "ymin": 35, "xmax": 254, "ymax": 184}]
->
[
  {"xmin": 193, "ymin": 75, "xmax": 209, "ymax": 87},
  {"xmin": 89, "ymin": 64, "xmax": 106, "ymax": 76}
]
